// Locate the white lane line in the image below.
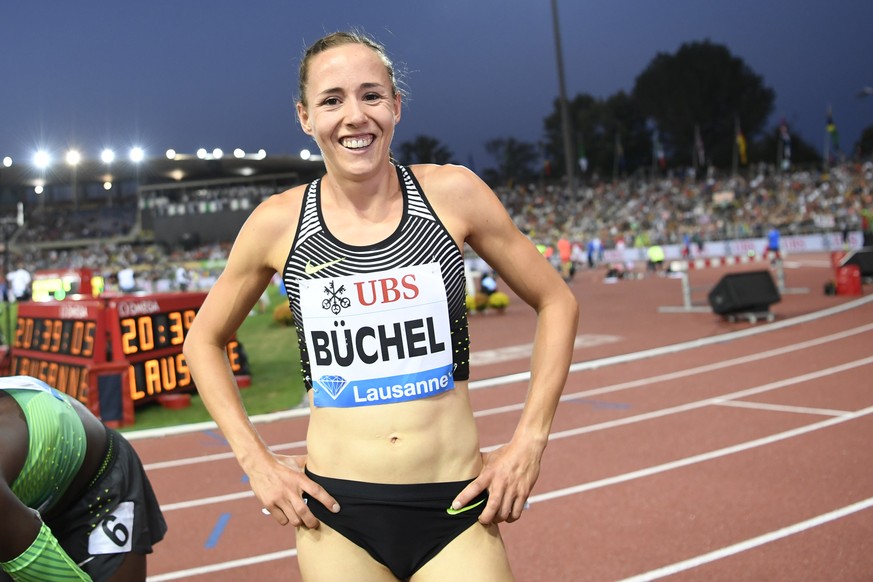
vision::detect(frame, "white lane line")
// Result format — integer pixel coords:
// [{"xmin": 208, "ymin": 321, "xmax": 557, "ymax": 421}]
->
[
  {"xmin": 712, "ymin": 399, "xmax": 850, "ymax": 417},
  {"xmin": 498, "ymin": 355, "xmax": 873, "ymax": 448},
  {"xmin": 146, "ymin": 549, "xmax": 297, "ymax": 581},
  {"xmin": 528, "ymin": 404, "xmax": 873, "ymax": 504},
  {"xmin": 148, "ymin": 405, "xmax": 873, "ymax": 580},
  {"xmin": 471, "ymin": 334, "xmax": 621, "ymax": 366},
  {"xmin": 618, "ymin": 496, "xmax": 873, "ymax": 582},
  {"xmin": 127, "ymin": 295, "xmax": 873, "ymax": 442},
  {"xmin": 474, "ymin": 323, "xmax": 873, "ymax": 418},
  {"xmin": 157, "ymin": 357, "xmax": 873, "ymax": 513},
  {"xmin": 159, "ymin": 490, "xmax": 254, "ymax": 512},
  {"xmin": 143, "ymin": 439, "xmax": 308, "ymax": 471},
  {"xmin": 472, "ymin": 295, "xmax": 873, "ymax": 390},
  {"xmin": 142, "ymin": 326, "xmax": 873, "ymax": 471}
]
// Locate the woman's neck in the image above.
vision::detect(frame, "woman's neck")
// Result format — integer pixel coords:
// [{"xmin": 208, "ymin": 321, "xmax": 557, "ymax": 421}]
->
[{"xmin": 322, "ymin": 162, "xmax": 400, "ymax": 216}]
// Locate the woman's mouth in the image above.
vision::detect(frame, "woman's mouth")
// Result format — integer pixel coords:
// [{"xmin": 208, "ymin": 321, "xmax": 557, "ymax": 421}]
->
[{"xmin": 341, "ymin": 135, "xmax": 374, "ymax": 150}]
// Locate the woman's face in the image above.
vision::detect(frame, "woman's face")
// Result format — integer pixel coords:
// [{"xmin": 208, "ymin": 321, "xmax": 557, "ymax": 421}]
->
[{"xmin": 297, "ymin": 43, "xmax": 401, "ymax": 177}]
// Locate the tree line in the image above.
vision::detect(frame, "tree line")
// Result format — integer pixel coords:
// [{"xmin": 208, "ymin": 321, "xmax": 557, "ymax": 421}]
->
[{"xmin": 395, "ymin": 40, "xmax": 873, "ymax": 186}]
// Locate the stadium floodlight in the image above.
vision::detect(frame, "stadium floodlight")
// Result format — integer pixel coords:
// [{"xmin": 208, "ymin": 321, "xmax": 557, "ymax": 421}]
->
[
  {"xmin": 166, "ymin": 149, "xmax": 176, "ymax": 160},
  {"xmin": 212, "ymin": 148, "xmax": 223, "ymax": 159},
  {"xmin": 103, "ymin": 181, "xmax": 112, "ymax": 191},
  {"xmin": 129, "ymin": 147, "xmax": 145, "ymax": 163},
  {"xmin": 257, "ymin": 149, "xmax": 267, "ymax": 159},
  {"xmin": 2, "ymin": 156, "xmax": 12, "ymax": 168},
  {"xmin": 33, "ymin": 150, "xmax": 51, "ymax": 170},
  {"xmin": 35, "ymin": 184, "xmax": 44, "ymax": 195},
  {"xmin": 196, "ymin": 148, "xmax": 207, "ymax": 159},
  {"xmin": 300, "ymin": 149, "xmax": 311, "ymax": 160},
  {"xmin": 65, "ymin": 149, "xmax": 81, "ymax": 166},
  {"xmin": 233, "ymin": 148, "xmax": 245, "ymax": 159},
  {"xmin": 101, "ymin": 148, "xmax": 115, "ymax": 164}
]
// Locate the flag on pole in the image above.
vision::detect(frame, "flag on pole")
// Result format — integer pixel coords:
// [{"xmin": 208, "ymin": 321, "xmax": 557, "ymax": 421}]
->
[
  {"xmin": 735, "ymin": 121, "xmax": 747, "ymax": 165},
  {"xmin": 826, "ymin": 107, "xmax": 840, "ymax": 152},
  {"xmin": 615, "ymin": 133, "xmax": 625, "ymax": 170},
  {"xmin": 694, "ymin": 124, "xmax": 705, "ymax": 167},
  {"xmin": 779, "ymin": 119, "xmax": 791, "ymax": 170},
  {"xmin": 577, "ymin": 139, "xmax": 588, "ymax": 173},
  {"xmin": 652, "ymin": 130, "xmax": 666, "ymax": 168},
  {"xmin": 736, "ymin": 133, "xmax": 747, "ymax": 165}
]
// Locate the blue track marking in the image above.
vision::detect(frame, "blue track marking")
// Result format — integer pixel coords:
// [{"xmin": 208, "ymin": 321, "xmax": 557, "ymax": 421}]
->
[
  {"xmin": 205, "ymin": 513, "xmax": 231, "ymax": 549},
  {"xmin": 202, "ymin": 429, "xmax": 229, "ymax": 446}
]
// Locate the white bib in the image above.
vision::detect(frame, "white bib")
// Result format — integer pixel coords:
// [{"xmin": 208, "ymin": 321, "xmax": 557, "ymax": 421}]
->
[{"xmin": 299, "ymin": 263, "xmax": 455, "ymax": 407}]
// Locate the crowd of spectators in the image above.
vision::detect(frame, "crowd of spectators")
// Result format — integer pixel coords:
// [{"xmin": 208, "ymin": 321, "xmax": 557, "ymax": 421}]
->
[
  {"xmin": 145, "ymin": 183, "xmax": 277, "ymax": 217},
  {"xmin": 498, "ymin": 161, "xmax": 872, "ymax": 252},
  {"xmin": 13, "ymin": 204, "xmax": 137, "ymax": 244},
  {"xmin": 3, "ymin": 161, "xmax": 872, "ymax": 295}
]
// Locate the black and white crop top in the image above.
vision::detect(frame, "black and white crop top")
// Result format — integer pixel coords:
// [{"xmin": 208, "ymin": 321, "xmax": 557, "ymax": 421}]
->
[{"xmin": 282, "ymin": 165, "xmax": 470, "ymax": 408}]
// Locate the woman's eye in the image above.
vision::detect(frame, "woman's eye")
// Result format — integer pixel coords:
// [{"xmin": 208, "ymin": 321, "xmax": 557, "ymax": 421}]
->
[
  {"xmin": 322, "ymin": 97, "xmax": 340, "ymax": 106},
  {"xmin": 363, "ymin": 93, "xmax": 382, "ymax": 102}
]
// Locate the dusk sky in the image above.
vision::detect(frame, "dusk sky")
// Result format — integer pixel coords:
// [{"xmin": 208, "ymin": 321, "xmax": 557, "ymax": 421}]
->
[{"xmin": 2, "ymin": 1, "xmax": 871, "ymax": 172}]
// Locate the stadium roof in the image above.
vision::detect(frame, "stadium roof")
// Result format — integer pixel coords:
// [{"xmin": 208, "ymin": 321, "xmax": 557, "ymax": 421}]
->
[{"xmin": 0, "ymin": 154, "xmax": 326, "ymax": 191}]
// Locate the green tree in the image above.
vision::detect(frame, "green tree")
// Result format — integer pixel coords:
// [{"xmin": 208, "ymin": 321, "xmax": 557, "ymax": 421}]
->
[
  {"xmin": 543, "ymin": 91, "xmax": 656, "ymax": 179},
  {"xmin": 631, "ymin": 40, "xmax": 775, "ymax": 169},
  {"xmin": 856, "ymin": 125, "xmax": 873, "ymax": 159},
  {"xmin": 396, "ymin": 135, "xmax": 454, "ymax": 165},
  {"xmin": 482, "ymin": 137, "xmax": 539, "ymax": 186}
]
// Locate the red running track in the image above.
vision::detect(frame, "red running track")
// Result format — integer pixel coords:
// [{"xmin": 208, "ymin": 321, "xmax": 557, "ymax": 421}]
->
[{"xmin": 128, "ymin": 254, "xmax": 873, "ymax": 581}]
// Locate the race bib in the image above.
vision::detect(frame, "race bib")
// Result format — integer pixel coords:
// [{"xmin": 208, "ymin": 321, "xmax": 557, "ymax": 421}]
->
[
  {"xmin": 88, "ymin": 501, "xmax": 134, "ymax": 554},
  {"xmin": 300, "ymin": 263, "xmax": 455, "ymax": 407}
]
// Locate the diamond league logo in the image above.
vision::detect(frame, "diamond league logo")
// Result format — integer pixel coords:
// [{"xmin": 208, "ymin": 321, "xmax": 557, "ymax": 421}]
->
[{"xmin": 316, "ymin": 375, "xmax": 349, "ymax": 400}]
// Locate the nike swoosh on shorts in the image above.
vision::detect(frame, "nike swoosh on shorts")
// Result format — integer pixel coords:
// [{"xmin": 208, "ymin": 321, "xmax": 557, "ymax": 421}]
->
[{"xmin": 446, "ymin": 498, "xmax": 485, "ymax": 515}]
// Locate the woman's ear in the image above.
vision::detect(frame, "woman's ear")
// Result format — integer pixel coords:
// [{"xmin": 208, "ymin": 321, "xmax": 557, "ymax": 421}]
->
[
  {"xmin": 297, "ymin": 102, "xmax": 313, "ymax": 135},
  {"xmin": 393, "ymin": 92, "xmax": 402, "ymax": 125}
]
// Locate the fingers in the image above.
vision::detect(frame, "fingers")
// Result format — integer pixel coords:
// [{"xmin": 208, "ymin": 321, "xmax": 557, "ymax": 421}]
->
[
  {"xmin": 474, "ymin": 476, "xmax": 531, "ymax": 525},
  {"xmin": 480, "ymin": 491, "xmax": 528, "ymax": 524},
  {"xmin": 451, "ymin": 478, "xmax": 487, "ymax": 515},
  {"xmin": 260, "ymin": 477, "xmax": 340, "ymax": 529}
]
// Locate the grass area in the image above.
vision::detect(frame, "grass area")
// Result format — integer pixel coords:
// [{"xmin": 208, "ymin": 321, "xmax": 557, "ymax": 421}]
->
[
  {"xmin": 1, "ymin": 303, "xmax": 18, "ymax": 347},
  {"xmin": 2, "ymin": 289, "xmax": 305, "ymax": 432},
  {"xmin": 120, "ymin": 288, "xmax": 306, "ymax": 432}
]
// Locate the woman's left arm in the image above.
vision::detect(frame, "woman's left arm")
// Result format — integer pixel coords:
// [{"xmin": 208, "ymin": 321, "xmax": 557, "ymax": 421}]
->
[{"xmin": 425, "ymin": 165, "xmax": 580, "ymax": 525}]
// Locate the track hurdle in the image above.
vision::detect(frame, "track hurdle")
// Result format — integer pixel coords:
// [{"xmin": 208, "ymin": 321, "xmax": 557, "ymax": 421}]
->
[{"xmin": 658, "ymin": 255, "xmax": 806, "ymax": 314}]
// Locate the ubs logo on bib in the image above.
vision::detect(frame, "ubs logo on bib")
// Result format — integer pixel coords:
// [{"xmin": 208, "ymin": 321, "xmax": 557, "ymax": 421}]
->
[{"xmin": 321, "ymin": 280, "xmax": 351, "ymax": 315}]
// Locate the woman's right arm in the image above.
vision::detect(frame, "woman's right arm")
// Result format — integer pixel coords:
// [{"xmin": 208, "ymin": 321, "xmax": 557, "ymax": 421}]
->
[{"xmin": 183, "ymin": 194, "xmax": 338, "ymax": 528}]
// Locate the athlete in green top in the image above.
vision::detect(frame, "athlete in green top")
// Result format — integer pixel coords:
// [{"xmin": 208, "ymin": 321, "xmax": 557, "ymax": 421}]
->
[{"xmin": 0, "ymin": 376, "xmax": 166, "ymax": 581}]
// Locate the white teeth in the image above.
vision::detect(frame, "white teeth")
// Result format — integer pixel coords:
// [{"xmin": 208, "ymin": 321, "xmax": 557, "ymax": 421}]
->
[{"xmin": 342, "ymin": 136, "xmax": 373, "ymax": 149}]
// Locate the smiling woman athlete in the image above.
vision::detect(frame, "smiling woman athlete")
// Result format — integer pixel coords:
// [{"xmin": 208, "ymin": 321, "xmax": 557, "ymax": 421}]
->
[{"xmin": 183, "ymin": 30, "xmax": 578, "ymax": 581}]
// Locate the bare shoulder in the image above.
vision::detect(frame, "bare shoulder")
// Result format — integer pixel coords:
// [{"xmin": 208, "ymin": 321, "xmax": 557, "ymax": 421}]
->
[
  {"xmin": 408, "ymin": 164, "xmax": 505, "ymax": 238},
  {"xmin": 409, "ymin": 163, "xmax": 488, "ymax": 202},
  {"xmin": 248, "ymin": 184, "xmax": 307, "ymax": 231},
  {"xmin": 233, "ymin": 183, "xmax": 308, "ymax": 271}
]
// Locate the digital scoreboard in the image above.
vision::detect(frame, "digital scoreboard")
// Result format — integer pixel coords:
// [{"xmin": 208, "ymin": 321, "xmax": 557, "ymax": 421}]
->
[
  {"xmin": 110, "ymin": 294, "xmax": 245, "ymax": 403},
  {"xmin": 11, "ymin": 299, "xmax": 106, "ymax": 404},
  {"xmin": 9, "ymin": 292, "xmax": 247, "ymax": 425}
]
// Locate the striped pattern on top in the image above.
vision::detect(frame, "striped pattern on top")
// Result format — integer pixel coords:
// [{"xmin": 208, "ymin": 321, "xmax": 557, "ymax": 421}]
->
[
  {"xmin": 5, "ymin": 387, "xmax": 86, "ymax": 512},
  {"xmin": 283, "ymin": 164, "xmax": 470, "ymax": 389}
]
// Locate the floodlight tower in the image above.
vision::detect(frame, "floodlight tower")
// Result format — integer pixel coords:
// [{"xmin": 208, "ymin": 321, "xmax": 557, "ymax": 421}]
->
[
  {"xmin": 66, "ymin": 149, "xmax": 81, "ymax": 209},
  {"xmin": 130, "ymin": 147, "xmax": 145, "ymax": 232},
  {"xmin": 33, "ymin": 150, "xmax": 51, "ymax": 210},
  {"xmin": 551, "ymin": 0, "xmax": 576, "ymax": 196},
  {"xmin": 102, "ymin": 148, "xmax": 115, "ymax": 206}
]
